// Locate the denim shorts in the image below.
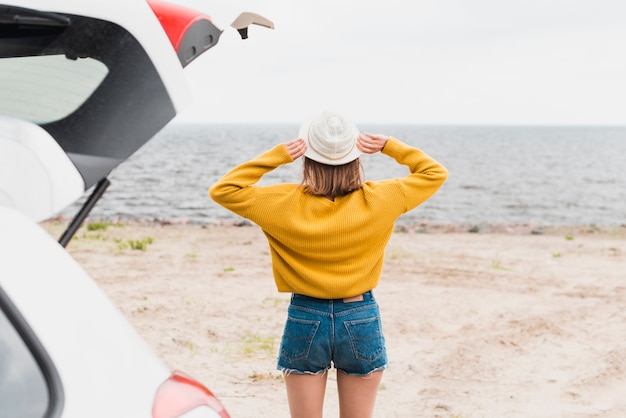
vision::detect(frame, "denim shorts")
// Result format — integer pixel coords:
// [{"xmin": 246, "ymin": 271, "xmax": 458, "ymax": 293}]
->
[{"xmin": 277, "ymin": 291, "xmax": 388, "ymax": 376}]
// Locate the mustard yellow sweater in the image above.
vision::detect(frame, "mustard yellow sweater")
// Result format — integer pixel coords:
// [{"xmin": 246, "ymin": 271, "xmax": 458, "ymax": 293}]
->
[{"xmin": 209, "ymin": 137, "xmax": 448, "ymax": 299}]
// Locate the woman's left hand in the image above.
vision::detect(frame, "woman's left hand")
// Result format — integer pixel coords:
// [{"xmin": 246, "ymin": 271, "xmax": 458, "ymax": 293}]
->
[{"xmin": 285, "ymin": 138, "xmax": 306, "ymax": 160}]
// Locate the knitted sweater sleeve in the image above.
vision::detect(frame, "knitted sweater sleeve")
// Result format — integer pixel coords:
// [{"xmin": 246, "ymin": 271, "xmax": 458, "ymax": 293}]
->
[
  {"xmin": 381, "ymin": 137, "xmax": 448, "ymax": 211},
  {"xmin": 208, "ymin": 144, "xmax": 293, "ymax": 217}
]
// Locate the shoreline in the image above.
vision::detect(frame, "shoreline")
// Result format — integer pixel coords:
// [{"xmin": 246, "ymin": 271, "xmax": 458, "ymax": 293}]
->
[{"xmin": 44, "ymin": 215, "xmax": 626, "ymax": 237}]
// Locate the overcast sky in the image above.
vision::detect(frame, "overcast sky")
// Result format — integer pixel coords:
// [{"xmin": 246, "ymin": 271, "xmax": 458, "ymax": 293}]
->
[{"xmin": 169, "ymin": 0, "xmax": 626, "ymax": 126}]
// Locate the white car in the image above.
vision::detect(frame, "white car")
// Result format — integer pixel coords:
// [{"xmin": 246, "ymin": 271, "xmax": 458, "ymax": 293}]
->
[{"xmin": 0, "ymin": 1, "xmax": 272, "ymax": 417}]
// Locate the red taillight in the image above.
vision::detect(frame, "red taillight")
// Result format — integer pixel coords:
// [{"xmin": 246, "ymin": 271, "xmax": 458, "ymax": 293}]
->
[
  {"xmin": 147, "ymin": 0, "xmax": 222, "ymax": 67},
  {"xmin": 147, "ymin": 0, "xmax": 211, "ymax": 51},
  {"xmin": 152, "ymin": 370, "xmax": 230, "ymax": 418}
]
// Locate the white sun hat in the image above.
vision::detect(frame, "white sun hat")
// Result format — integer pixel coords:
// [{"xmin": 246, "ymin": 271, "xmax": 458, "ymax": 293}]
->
[{"xmin": 298, "ymin": 110, "xmax": 361, "ymax": 165}]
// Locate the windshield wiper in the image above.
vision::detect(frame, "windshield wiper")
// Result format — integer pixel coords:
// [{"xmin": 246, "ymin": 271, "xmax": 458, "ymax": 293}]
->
[{"xmin": 0, "ymin": 5, "xmax": 70, "ymax": 27}]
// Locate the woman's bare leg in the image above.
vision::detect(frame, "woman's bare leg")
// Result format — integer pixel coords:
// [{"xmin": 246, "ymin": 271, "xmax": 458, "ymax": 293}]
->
[
  {"xmin": 336, "ymin": 370, "xmax": 383, "ymax": 418},
  {"xmin": 284, "ymin": 372, "xmax": 328, "ymax": 418}
]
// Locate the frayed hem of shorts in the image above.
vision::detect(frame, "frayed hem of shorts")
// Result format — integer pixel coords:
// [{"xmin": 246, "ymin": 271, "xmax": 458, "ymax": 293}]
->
[
  {"xmin": 277, "ymin": 366, "xmax": 330, "ymax": 376},
  {"xmin": 336, "ymin": 364, "xmax": 388, "ymax": 377}
]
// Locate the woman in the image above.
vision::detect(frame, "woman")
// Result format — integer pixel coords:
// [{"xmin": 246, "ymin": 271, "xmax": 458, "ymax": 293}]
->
[{"xmin": 209, "ymin": 110, "xmax": 447, "ymax": 418}]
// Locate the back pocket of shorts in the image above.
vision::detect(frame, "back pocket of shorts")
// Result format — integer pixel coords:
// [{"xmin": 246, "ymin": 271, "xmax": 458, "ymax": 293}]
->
[
  {"xmin": 344, "ymin": 316, "xmax": 384, "ymax": 362},
  {"xmin": 281, "ymin": 317, "xmax": 320, "ymax": 361}
]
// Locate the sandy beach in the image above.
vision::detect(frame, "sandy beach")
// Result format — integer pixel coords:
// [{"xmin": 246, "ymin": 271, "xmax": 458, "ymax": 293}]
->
[{"xmin": 42, "ymin": 220, "xmax": 626, "ymax": 418}]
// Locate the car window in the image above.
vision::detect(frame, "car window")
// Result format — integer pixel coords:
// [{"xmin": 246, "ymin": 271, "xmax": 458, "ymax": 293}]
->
[
  {"xmin": 1, "ymin": 9, "xmax": 180, "ymax": 189},
  {"xmin": 0, "ymin": 55, "xmax": 108, "ymax": 124},
  {"xmin": 0, "ymin": 287, "xmax": 63, "ymax": 418}
]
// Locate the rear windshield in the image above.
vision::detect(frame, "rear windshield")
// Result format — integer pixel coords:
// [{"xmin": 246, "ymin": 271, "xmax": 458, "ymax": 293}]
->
[
  {"xmin": 0, "ymin": 287, "xmax": 62, "ymax": 417},
  {"xmin": 0, "ymin": 55, "xmax": 108, "ymax": 124}
]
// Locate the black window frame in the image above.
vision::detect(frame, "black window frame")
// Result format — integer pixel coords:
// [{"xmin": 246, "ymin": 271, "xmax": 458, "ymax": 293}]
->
[
  {"xmin": 1, "ymin": 7, "xmax": 178, "ymax": 189},
  {"xmin": 0, "ymin": 286, "xmax": 64, "ymax": 418}
]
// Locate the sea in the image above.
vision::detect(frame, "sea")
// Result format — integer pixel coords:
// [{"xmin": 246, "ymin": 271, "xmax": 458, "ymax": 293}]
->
[{"xmin": 61, "ymin": 123, "xmax": 626, "ymax": 227}]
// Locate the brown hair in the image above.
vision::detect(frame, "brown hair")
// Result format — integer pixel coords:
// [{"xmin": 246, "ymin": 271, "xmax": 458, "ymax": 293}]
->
[{"xmin": 302, "ymin": 157, "xmax": 363, "ymax": 198}]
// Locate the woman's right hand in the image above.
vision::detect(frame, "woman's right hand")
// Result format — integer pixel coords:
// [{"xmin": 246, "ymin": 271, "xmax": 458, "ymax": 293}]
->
[{"xmin": 357, "ymin": 133, "xmax": 389, "ymax": 154}]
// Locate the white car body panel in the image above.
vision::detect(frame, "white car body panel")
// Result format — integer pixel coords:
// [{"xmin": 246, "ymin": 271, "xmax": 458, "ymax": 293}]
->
[
  {"xmin": 0, "ymin": 116, "xmax": 85, "ymax": 222},
  {"xmin": 0, "ymin": 206, "xmax": 220, "ymax": 417}
]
